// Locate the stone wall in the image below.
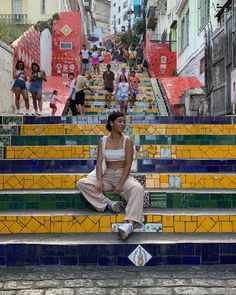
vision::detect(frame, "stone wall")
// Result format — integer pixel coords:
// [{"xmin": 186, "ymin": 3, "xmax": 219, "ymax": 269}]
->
[{"xmin": 0, "ymin": 40, "xmax": 14, "ymax": 114}]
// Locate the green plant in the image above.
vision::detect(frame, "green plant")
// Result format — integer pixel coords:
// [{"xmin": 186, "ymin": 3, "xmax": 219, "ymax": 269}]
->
[
  {"xmin": 133, "ymin": 18, "xmax": 145, "ymax": 36},
  {"xmin": 0, "ymin": 21, "xmax": 31, "ymax": 45},
  {"xmin": 119, "ymin": 32, "xmax": 140, "ymax": 47}
]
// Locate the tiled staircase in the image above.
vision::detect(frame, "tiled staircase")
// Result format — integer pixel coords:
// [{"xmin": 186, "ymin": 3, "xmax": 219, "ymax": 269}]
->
[{"xmin": 0, "ymin": 64, "xmax": 236, "ymax": 266}]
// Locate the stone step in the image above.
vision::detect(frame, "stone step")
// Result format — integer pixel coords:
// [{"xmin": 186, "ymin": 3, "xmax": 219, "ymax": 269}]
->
[
  {"xmin": 1, "ymin": 190, "xmax": 236, "ymax": 210},
  {"xmin": 0, "ymin": 232, "xmax": 235, "ymax": 266},
  {"xmin": 0, "ymin": 208, "xmax": 235, "ymax": 234},
  {"xmin": 2, "ymin": 115, "xmax": 233, "ymax": 126},
  {"xmin": 1, "ymin": 173, "xmax": 236, "ymax": 190},
  {"xmin": 2, "ymin": 134, "xmax": 236, "ymax": 147},
  {"xmin": 5, "ymin": 145, "xmax": 236, "ymax": 160},
  {"xmin": 2, "ymin": 158, "xmax": 236, "ymax": 174}
]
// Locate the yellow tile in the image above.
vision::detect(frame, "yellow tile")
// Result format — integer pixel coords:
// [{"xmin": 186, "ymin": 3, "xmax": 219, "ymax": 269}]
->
[
  {"xmin": 199, "ymin": 216, "xmax": 216, "ymax": 231},
  {"xmin": 162, "ymin": 216, "xmax": 173, "ymax": 227},
  {"xmin": 99, "ymin": 216, "xmax": 111, "ymax": 228},
  {"xmin": 146, "ymin": 215, "xmax": 153, "ymax": 222},
  {"xmin": 219, "ymin": 216, "xmax": 230, "ymax": 221},
  {"xmin": 174, "ymin": 221, "xmax": 185, "ymax": 232},
  {"xmin": 80, "ymin": 217, "xmax": 96, "ymax": 232},
  {"xmin": 163, "ymin": 227, "xmax": 174, "ymax": 233},
  {"xmin": 153, "ymin": 215, "xmax": 161, "ymax": 223},
  {"xmin": 186, "ymin": 222, "xmax": 197, "ymax": 233},
  {"xmin": 221, "ymin": 222, "xmax": 233, "ymax": 232}
]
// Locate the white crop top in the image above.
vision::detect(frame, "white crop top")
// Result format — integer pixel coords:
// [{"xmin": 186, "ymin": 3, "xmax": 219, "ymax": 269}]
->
[{"xmin": 103, "ymin": 136, "xmax": 127, "ymax": 162}]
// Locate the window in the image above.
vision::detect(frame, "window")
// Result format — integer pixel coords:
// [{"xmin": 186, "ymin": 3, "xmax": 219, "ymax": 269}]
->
[
  {"xmin": 118, "ymin": 18, "xmax": 120, "ymax": 25},
  {"xmin": 60, "ymin": 42, "xmax": 72, "ymax": 50},
  {"xmin": 198, "ymin": 0, "xmax": 210, "ymax": 31},
  {"xmin": 40, "ymin": 0, "xmax": 46, "ymax": 14},
  {"xmin": 118, "ymin": 6, "xmax": 121, "ymax": 13},
  {"xmin": 179, "ymin": 9, "xmax": 189, "ymax": 52},
  {"xmin": 12, "ymin": 0, "xmax": 23, "ymax": 14}
]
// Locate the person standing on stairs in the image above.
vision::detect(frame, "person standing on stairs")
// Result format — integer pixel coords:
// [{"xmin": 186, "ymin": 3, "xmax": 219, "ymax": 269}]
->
[
  {"xmin": 128, "ymin": 45, "xmax": 137, "ymax": 73},
  {"xmin": 74, "ymin": 73, "xmax": 93, "ymax": 116},
  {"xmin": 77, "ymin": 111, "xmax": 144, "ymax": 240},
  {"xmin": 115, "ymin": 74, "xmax": 129, "ymax": 114},
  {"xmin": 80, "ymin": 44, "xmax": 91, "ymax": 76},
  {"xmin": 129, "ymin": 71, "xmax": 140, "ymax": 108},
  {"xmin": 12, "ymin": 60, "xmax": 30, "ymax": 115},
  {"xmin": 103, "ymin": 64, "xmax": 115, "ymax": 109},
  {"xmin": 28, "ymin": 62, "xmax": 47, "ymax": 116},
  {"xmin": 91, "ymin": 45, "xmax": 100, "ymax": 78}
]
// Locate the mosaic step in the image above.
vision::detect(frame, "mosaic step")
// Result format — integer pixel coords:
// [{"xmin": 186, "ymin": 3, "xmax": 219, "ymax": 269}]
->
[
  {"xmin": 0, "ymin": 233, "xmax": 235, "ymax": 266},
  {"xmin": 5, "ymin": 145, "xmax": 236, "ymax": 160},
  {"xmin": 0, "ymin": 209, "xmax": 235, "ymax": 234},
  {"xmin": 2, "ymin": 159, "xmax": 236, "ymax": 174},
  {"xmin": 1, "ymin": 115, "xmax": 233, "ymax": 126},
  {"xmin": 3, "ymin": 134, "xmax": 236, "ymax": 147},
  {"xmin": 1, "ymin": 173, "xmax": 236, "ymax": 189},
  {"xmin": 17, "ymin": 123, "xmax": 236, "ymax": 136},
  {"xmin": 1, "ymin": 190, "xmax": 236, "ymax": 210}
]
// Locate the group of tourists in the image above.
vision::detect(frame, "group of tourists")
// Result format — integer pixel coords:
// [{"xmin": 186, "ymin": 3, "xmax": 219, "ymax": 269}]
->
[
  {"xmin": 80, "ymin": 43, "xmax": 145, "ymax": 77},
  {"xmin": 12, "ymin": 60, "xmax": 47, "ymax": 116}
]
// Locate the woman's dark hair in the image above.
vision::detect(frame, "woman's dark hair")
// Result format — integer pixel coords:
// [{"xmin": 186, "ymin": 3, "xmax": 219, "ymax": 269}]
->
[
  {"xmin": 15, "ymin": 60, "xmax": 25, "ymax": 70},
  {"xmin": 31, "ymin": 62, "xmax": 40, "ymax": 72},
  {"xmin": 93, "ymin": 45, "xmax": 98, "ymax": 51},
  {"xmin": 52, "ymin": 89, "xmax": 58, "ymax": 95},
  {"xmin": 106, "ymin": 111, "xmax": 125, "ymax": 132},
  {"xmin": 119, "ymin": 74, "xmax": 128, "ymax": 83}
]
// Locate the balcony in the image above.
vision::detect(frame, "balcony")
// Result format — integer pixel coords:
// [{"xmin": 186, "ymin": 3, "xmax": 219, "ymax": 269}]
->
[
  {"xmin": 0, "ymin": 14, "xmax": 27, "ymax": 24},
  {"xmin": 147, "ymin": 6, "xmax": 157, "ymax": 30}
]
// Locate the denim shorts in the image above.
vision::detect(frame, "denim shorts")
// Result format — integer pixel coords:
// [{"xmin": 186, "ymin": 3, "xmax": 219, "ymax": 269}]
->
[{"xmin": 12, "ymin": 79, "xmax": 27, "ymax": 90}]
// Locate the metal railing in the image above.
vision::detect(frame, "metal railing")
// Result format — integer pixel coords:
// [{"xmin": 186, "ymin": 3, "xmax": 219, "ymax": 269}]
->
[{"xmin": 0, "ymin": 14, "xmax": 28, "ymax": 24}]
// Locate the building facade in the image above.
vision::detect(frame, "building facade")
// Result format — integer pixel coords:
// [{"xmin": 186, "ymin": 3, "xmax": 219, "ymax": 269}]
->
[
  {"xmin": 0, "ymin": 0, "xmax": 79, "ymax": 24},
  {"xmin": 110, "ymin": 0, "xmax": 135, "ymax": 33}
]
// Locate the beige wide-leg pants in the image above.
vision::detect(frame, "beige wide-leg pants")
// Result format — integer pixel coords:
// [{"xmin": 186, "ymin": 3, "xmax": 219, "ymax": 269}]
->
[{"xmin": 77, "ymin": 168, "xmax": 144, "ymax": 225}]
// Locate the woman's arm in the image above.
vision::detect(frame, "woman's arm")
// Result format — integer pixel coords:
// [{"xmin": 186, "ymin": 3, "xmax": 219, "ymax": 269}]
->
[
  {"xmin": 95, "ymin": 138, "xmax": 104, "ymax": 192},
  {"xmin": 40, "ymin": 71, "xmax": 47, "ymax": 82},
  {"xmin": 113, "ymin": 138, "xmax": 133, "ymax": 194},
  {"xmin": 13, "ymin": 69, "xmax": 23, "ymax": 80}
]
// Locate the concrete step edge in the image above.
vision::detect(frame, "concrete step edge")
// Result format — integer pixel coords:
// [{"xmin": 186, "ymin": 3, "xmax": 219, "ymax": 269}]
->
[
  {"xmin": 0, "ymin": 232, "xmax": 235, "ymax": 245},
  {"xmin": 0, "ymin": 208, "xmax": 236, "ymax": 216}
]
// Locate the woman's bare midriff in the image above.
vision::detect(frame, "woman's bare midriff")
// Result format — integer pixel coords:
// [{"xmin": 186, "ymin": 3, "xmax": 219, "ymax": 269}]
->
[{"xmin": 106, "ymin": 161, "xmax": 125, "ymax": 169}]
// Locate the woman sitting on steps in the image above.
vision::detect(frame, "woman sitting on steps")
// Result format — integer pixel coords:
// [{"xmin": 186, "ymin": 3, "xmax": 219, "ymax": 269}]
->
[{"xmin": 77, "ymin": 111, "xmax": 144, "ymax": 240}]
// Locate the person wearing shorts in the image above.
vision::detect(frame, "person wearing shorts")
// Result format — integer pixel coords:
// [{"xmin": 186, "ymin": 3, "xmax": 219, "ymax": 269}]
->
[
  {"xmin": 103, "ymin": 64, "xmax": 115, "ymax": 109},
  {"xmin": 115, "ymin": 74, "xmax": 129, "ymax": 114},
  {"xmin": 74, "ymin": 74, "xmax": 93, "ymax": 115},
  {"xmin": 12, "ymin": 60, "xmax": 30, "ymax": 114},
  {"xmin": 80, "ymin": 44, "xmax": 91, "ymax": 76},
  {"xmin": 129, "ymin": 71, "xmax": 140, "ymax": 108}
]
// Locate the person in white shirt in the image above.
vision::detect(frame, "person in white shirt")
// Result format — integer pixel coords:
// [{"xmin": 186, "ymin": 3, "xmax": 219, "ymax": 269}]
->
[
  {"xmin": 65, "ymin": 72, "xmax": 76, "ymax": 115},
  {"xmin": 80, "ymin": 44, "xmax": 91, "ymax": 76}
]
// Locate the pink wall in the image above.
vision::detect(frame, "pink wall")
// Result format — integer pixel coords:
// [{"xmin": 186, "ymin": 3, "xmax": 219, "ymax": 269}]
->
[{"xmin": 12, "ymin": 26, "xmax": 40, "ymax": 75}]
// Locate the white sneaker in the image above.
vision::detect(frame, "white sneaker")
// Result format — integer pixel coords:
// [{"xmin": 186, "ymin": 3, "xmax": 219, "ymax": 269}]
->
[
  {"xmin": 107, "ymin": 201, "xmax": 122, "ymax": 213},
  {"xmin": 118, "ymin": 223, "xmax": 133, "ymax": 240}
]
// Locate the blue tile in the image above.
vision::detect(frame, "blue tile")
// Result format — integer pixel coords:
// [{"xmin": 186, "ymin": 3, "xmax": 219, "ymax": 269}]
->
[
  {"xmin": 40, "ymin": 256, "xmax": 60, "ymax": 265},
  {"xmin": 6, "ymin": 244, "xmax": 25, "ymax": 265},
  {"xmin": 220, "ymin": 244, "xmax": 236, "ymax": 255},
  {"xmin": 111, "ymin": 245, "xmax": 125, "ymax": 256},
  {"xmin": 60, "ymin": 256, "xmax": 78, "ymax": 265},
  {"xmin": 98, "ymin": 257, "xmax": 116, "ymax": 266},
  {"xmin": 0, "ymin": 257, "xmax": 6, "ymax": 266},
  {"xmin": 220, "ymin": 255, "xmax": 236, "ymax": 264},
  {"xmin": 117, "ymin": 256, "xmax": 133, "ymax": 266},
  {"xmin": 202, "ymin": 244, "xmax": 220, "ymax": 264},
  {"xmin": 79, "ymin": 245, "xmax": 97, "ymax": 264},
  {"xmin": 176, "ymin": 244, "xmax": 195, "ymax": 255},
  {"xmin": 164, "ymin": 256, "xmax": 182, "ymax": 265},
  {"xmin": 181, "ymin": 256, "xmax": 200, "ymax": 265}
]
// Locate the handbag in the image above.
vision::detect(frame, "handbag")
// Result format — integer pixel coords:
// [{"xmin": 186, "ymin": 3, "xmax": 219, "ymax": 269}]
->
[
  {"xmin": 142, "ymin": 59, "xmax": 148, "ymax": 68},
  {"xmin": 88, "ymin": 136, "xmax": 107, "ymax": 177}
]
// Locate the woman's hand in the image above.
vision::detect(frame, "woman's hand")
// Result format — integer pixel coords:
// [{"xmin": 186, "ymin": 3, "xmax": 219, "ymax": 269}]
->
[
  {"xmin": 113, "ymin": 183, "xmax": 123, "ymax": 195},
  {"xmin": 95, "ymin": 180, "xmax": 104, "ymax": 193}
]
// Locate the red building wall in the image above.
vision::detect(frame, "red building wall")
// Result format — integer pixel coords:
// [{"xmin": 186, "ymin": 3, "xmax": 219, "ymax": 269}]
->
[
  {"xmin": 51, "ymin": 12, "xmax": 84, "ymax": 77},
  {"xmin": 12, "ymin": 26, "xmax": 40, "ymax": 75},
  {"xmin": 145, "ymin": 34, "xmax": 177, "ymax": 78}
]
